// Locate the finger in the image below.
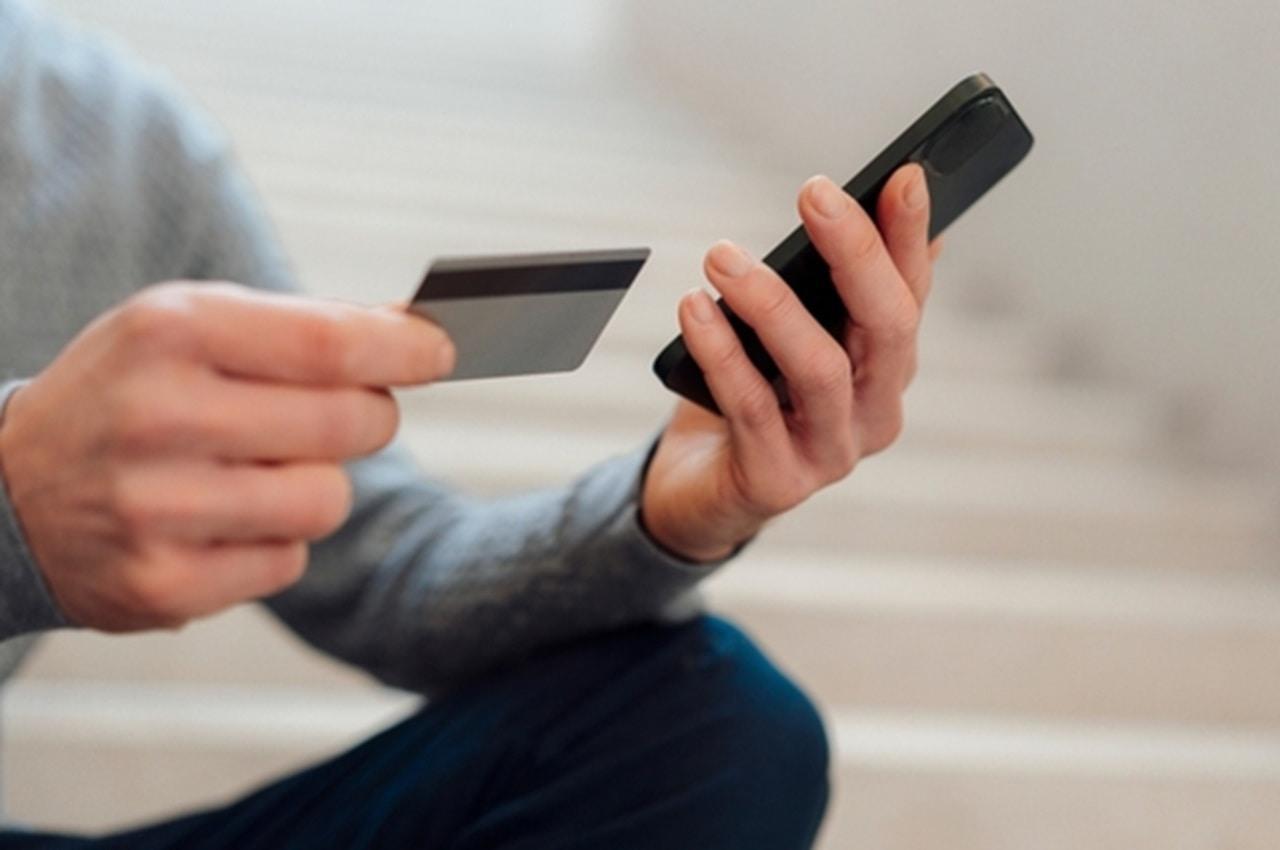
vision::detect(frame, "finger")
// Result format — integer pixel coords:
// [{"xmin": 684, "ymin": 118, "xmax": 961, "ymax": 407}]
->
[
  {"xmin": 212, "ymin": 379, "xmax": 399, "ymax": 462},
  {"xmin": 876, "ymin": 164, "xmax": 934, "ymax": 308},
  {"xmin": 676, "ymin": 287, "xmax": 791, "ymax": 456},
  {"xmin": 797, "ymin": 176, "xmax": 919, "ymax": 449},
  {"xmin": 702, "ymin": 241, "xmax": 855, "ymax": 468},
  {"xmin": 182, "ymin": 285, "xmax": 456, "ymax": 387},
  {"xmin": 120, "ymin": 461, "xmax": 354, "ymax": 544},
  {"xmin": 150, "ymin": 541, "xmax": 309, "ymax": 621},
  {"xmin": 135, "ymin": 370, "xmax": 401, "ymax": 462},
  {"xmin": 798, "ymin": 175, "xmax": 919, "ymax": 373}
]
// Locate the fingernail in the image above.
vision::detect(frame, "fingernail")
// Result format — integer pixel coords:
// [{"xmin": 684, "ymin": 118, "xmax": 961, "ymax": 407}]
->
[
  {"xmin": 708, "ymin": 240, "xmax": 754, "ymax": 278},
  {"xmin": 810, "ymin": 176, "xmax": 850, "ymax": 219},
  {"xmin": 687, "ymin": 289, "xmax": 715, "ymax": 324},
  {"xmin": 904, "ymin": 168, "xmax": 927, "ymax": 210}
]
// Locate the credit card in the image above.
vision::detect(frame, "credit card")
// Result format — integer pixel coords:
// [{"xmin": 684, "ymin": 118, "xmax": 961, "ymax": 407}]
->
[{"xmin": 408, "ymin": 247, "xmax": 649, "ymax": 380}]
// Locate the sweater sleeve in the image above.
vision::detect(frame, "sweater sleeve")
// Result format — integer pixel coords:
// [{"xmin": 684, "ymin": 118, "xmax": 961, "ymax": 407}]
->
[
  {"xmin": 267, "ymin": 439, "xmax": 721, "ymax": 695},
  {"xmin": 0, "ymin": 381, "xmax": 68, "ymax": 639}
]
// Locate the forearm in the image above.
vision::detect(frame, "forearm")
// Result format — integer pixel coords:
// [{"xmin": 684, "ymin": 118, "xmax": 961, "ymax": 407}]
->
[{"xmin": 266, "ymin": 440, "xmax": 721, "ymax": 696}]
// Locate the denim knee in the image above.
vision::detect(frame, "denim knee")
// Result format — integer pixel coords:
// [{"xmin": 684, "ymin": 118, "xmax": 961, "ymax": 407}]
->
[
  {"xmin": 679, "ymin": 616, "xmax": 832, "ymax": 840},
  {"xmin": 355, "ymin": 614, "xmax": 832, "ymax": 850}
]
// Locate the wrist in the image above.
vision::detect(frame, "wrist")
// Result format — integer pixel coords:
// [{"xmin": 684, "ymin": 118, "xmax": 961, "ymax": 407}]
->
[
  {"xmin": 637, "ymin": 510, "xmax": 737, "ymax": 564},
  {"xmin": 638, "ymin": 448, "xmax": 764, "ymax": 566},
  {"xmin": 636, "ymin": 495, "xmax": 761, "ymax": 565}
]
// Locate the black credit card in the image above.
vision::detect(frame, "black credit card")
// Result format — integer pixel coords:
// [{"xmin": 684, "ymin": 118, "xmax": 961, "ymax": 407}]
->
[{"xmin": 409, "ymin": 248, "xmax": 649, "ymax": 380}]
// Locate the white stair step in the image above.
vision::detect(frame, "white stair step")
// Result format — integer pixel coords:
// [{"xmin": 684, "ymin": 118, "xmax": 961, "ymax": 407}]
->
[
  {"xmin": 1, "ymin": 681, "xmax": 416, "ymax": 834},
  {"xmin": 761, "ymin": 502, "xmax": 1277, "ymax": 573},
  {"xmin": 715, "ymin": 552, "xmax": 1280, "ymax": 632},
  {"xmin": 714, "ymin": 554, "xmax": 1280, "ymax": 726},
  {"xmin": 821, "ymin": 716, "xmax": 1280, "ymax": 850}
]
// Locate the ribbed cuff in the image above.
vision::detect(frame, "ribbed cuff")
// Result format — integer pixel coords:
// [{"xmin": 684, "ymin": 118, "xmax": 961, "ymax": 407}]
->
[
  {"xmin": 0, "ymin": 380, "xmax": 69, "ymax": 637},
  {"xmin": 573, "ymin": 431, "xmax": 753, "ymax": 630}
]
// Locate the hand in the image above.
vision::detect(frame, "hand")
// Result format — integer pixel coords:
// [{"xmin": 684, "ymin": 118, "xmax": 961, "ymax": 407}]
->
[
  {"xmin": 0, "ymin": 283, "xmax": 454, "ymax": 632},
  {"xmin": 641, "ymin": 165, "xmax": 941, "ymax": 562}
]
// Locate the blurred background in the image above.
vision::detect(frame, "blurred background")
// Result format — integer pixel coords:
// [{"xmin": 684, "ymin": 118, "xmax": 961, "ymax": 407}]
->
[{"xmin": 6, "ymin": 1, "xmax": 1280, "ymax": 847}]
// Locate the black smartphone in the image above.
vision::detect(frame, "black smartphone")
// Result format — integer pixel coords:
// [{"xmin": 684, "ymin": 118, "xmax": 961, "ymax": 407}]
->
[{"xmin": 652, "ymin": 72, "xmax": 1034, "ymax": 414}]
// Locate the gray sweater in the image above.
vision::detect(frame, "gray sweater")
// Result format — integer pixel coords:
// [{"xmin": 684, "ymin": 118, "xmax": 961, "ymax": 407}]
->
[{"xmin": 0, "ymin": 0, "xmax": 716, "ymax": 702}]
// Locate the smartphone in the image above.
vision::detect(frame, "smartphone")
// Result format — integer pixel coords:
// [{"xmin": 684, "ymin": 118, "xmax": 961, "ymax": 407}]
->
[
  {"xmin": 652, "ymin": 72, "xmax": 1034, "ymax": 414},
  {"xmin": 409, "ymin": 247, "xmax": 648, "ymax": 380}
]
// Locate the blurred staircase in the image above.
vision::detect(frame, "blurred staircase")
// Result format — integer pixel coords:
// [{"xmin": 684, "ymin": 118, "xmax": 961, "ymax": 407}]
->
[{"xmin": 9, "ymin": 2, "xmax": 1280, "ymax": 847}]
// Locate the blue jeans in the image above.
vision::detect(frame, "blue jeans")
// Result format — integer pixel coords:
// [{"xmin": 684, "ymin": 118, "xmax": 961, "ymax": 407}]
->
[{"xmin": 1, "ymin": 616, "xmax": 830, "ymax": 849}]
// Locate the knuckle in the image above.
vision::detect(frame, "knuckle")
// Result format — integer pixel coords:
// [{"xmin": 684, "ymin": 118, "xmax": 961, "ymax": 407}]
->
[
  {"xmin": 315, "ymin": 398, "xmax": 359, "ymax": 456},
  {"xmin": 755, "ymin": 488, "xmax": 794, "ymax": 517},
  {"xmin": 197, "ymin": 280, "xmax": 251, "ymax": 300},
  {"xmin": 849, "ymin": 219, "xmax": 882, "ymax": 262},
  {"xmin": 907, "ymin": 268, "xmax": 933, "ymax": 297},
  {"xmin": 110, "ymin": 475, "xmax": 159, "ymax": 538},
  {"xmin": 795, "ymin": 350, "xmax": 852, "ymax": 397},
  {"xmin": 417, "ymin": 325, "xmax": 456, "ymax": 381},
  {"xmin": 893, "ymin": 308, "xmax": 921, "ymax": 344},
  {"xmin": 726, "ymin": 462, "xmax": 807, "ymax": 519},
  {"xmin": 297, "ymin": 468, "xmax": 353, "ymax": 539},
  {"xmin": 904, "ymin": 351, "xmax": 919, "ymax": 386},
  {"xmin": 733, "ymin": 384, "xmax": 779, "ymax": 431},
  {"xmin": 366, "ymin": 392, "xmax": 400, "ymax": 451},
  {"xmin": 301, "ymin": 311, "xmax": 354, "ymax": 384},
  {"xmin": 824, "ymin": 439, "xmax": 860, "ymax": 483},
  {"xmin": 198, "ymin": 405, "xmax": 241, "ymax": 453},
  {"xmin": 106, "ymin": 396, "xmax": 147, "ymax": 452},
  {"xmin": 123, "ymin": 564, "xmax": 185, "ymax": 620},
  {"xmin": 707, "ymin": 336, "xmax": 745, "ymax": 377},
  {"xmin": 263, "ymin": 543, "xmax": 309, "ymax": 592},
  {"xmin": 433, "ymin": 334, "xmax": 457, "ymax": 380},
  {"xmin": 868, "ymin": 409, "xmax": 906, "ymax": 455},
  {"xmin": 113, "ymin": 476, "xmax": 205, "ymax": 540},
  {"xmin": 328, "ymin": 468, "xmax": 355, "ymax": 522},
  {"xmin": 109, "ymin": 390, "xmax": 189, "ymax": 453},
  {"xmin": 755, "ymin": 284, "xmax": 796, "ymax": 324},
  {"xmin": 340, "ymin": 390, "xmax": 398, "ymax": 455},
  {"xmin": 755, "ymin": 474, "xmax": 808, "ymax": 516},
  {"xmin": 875, "ymin": 294, "xmax": 921, "ymax": 344},
  {"xmin": 316, "ymin": 391, "xmax": 397, "ymax": 457},
  {"xmin": 114, "ymin": 284, "xmax": 198, "ymax": 355}
]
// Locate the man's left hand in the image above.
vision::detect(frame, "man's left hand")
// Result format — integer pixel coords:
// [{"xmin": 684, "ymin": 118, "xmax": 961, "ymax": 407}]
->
[{"xmin": 640, "ymin": 164, "xmax": 941, "ymax": 562}]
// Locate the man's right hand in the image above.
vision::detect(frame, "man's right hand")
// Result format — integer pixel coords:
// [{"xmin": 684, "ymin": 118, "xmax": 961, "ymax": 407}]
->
[{"xmin": 0, "ymin": 282, "xmax": 455, "ymax": 632}]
